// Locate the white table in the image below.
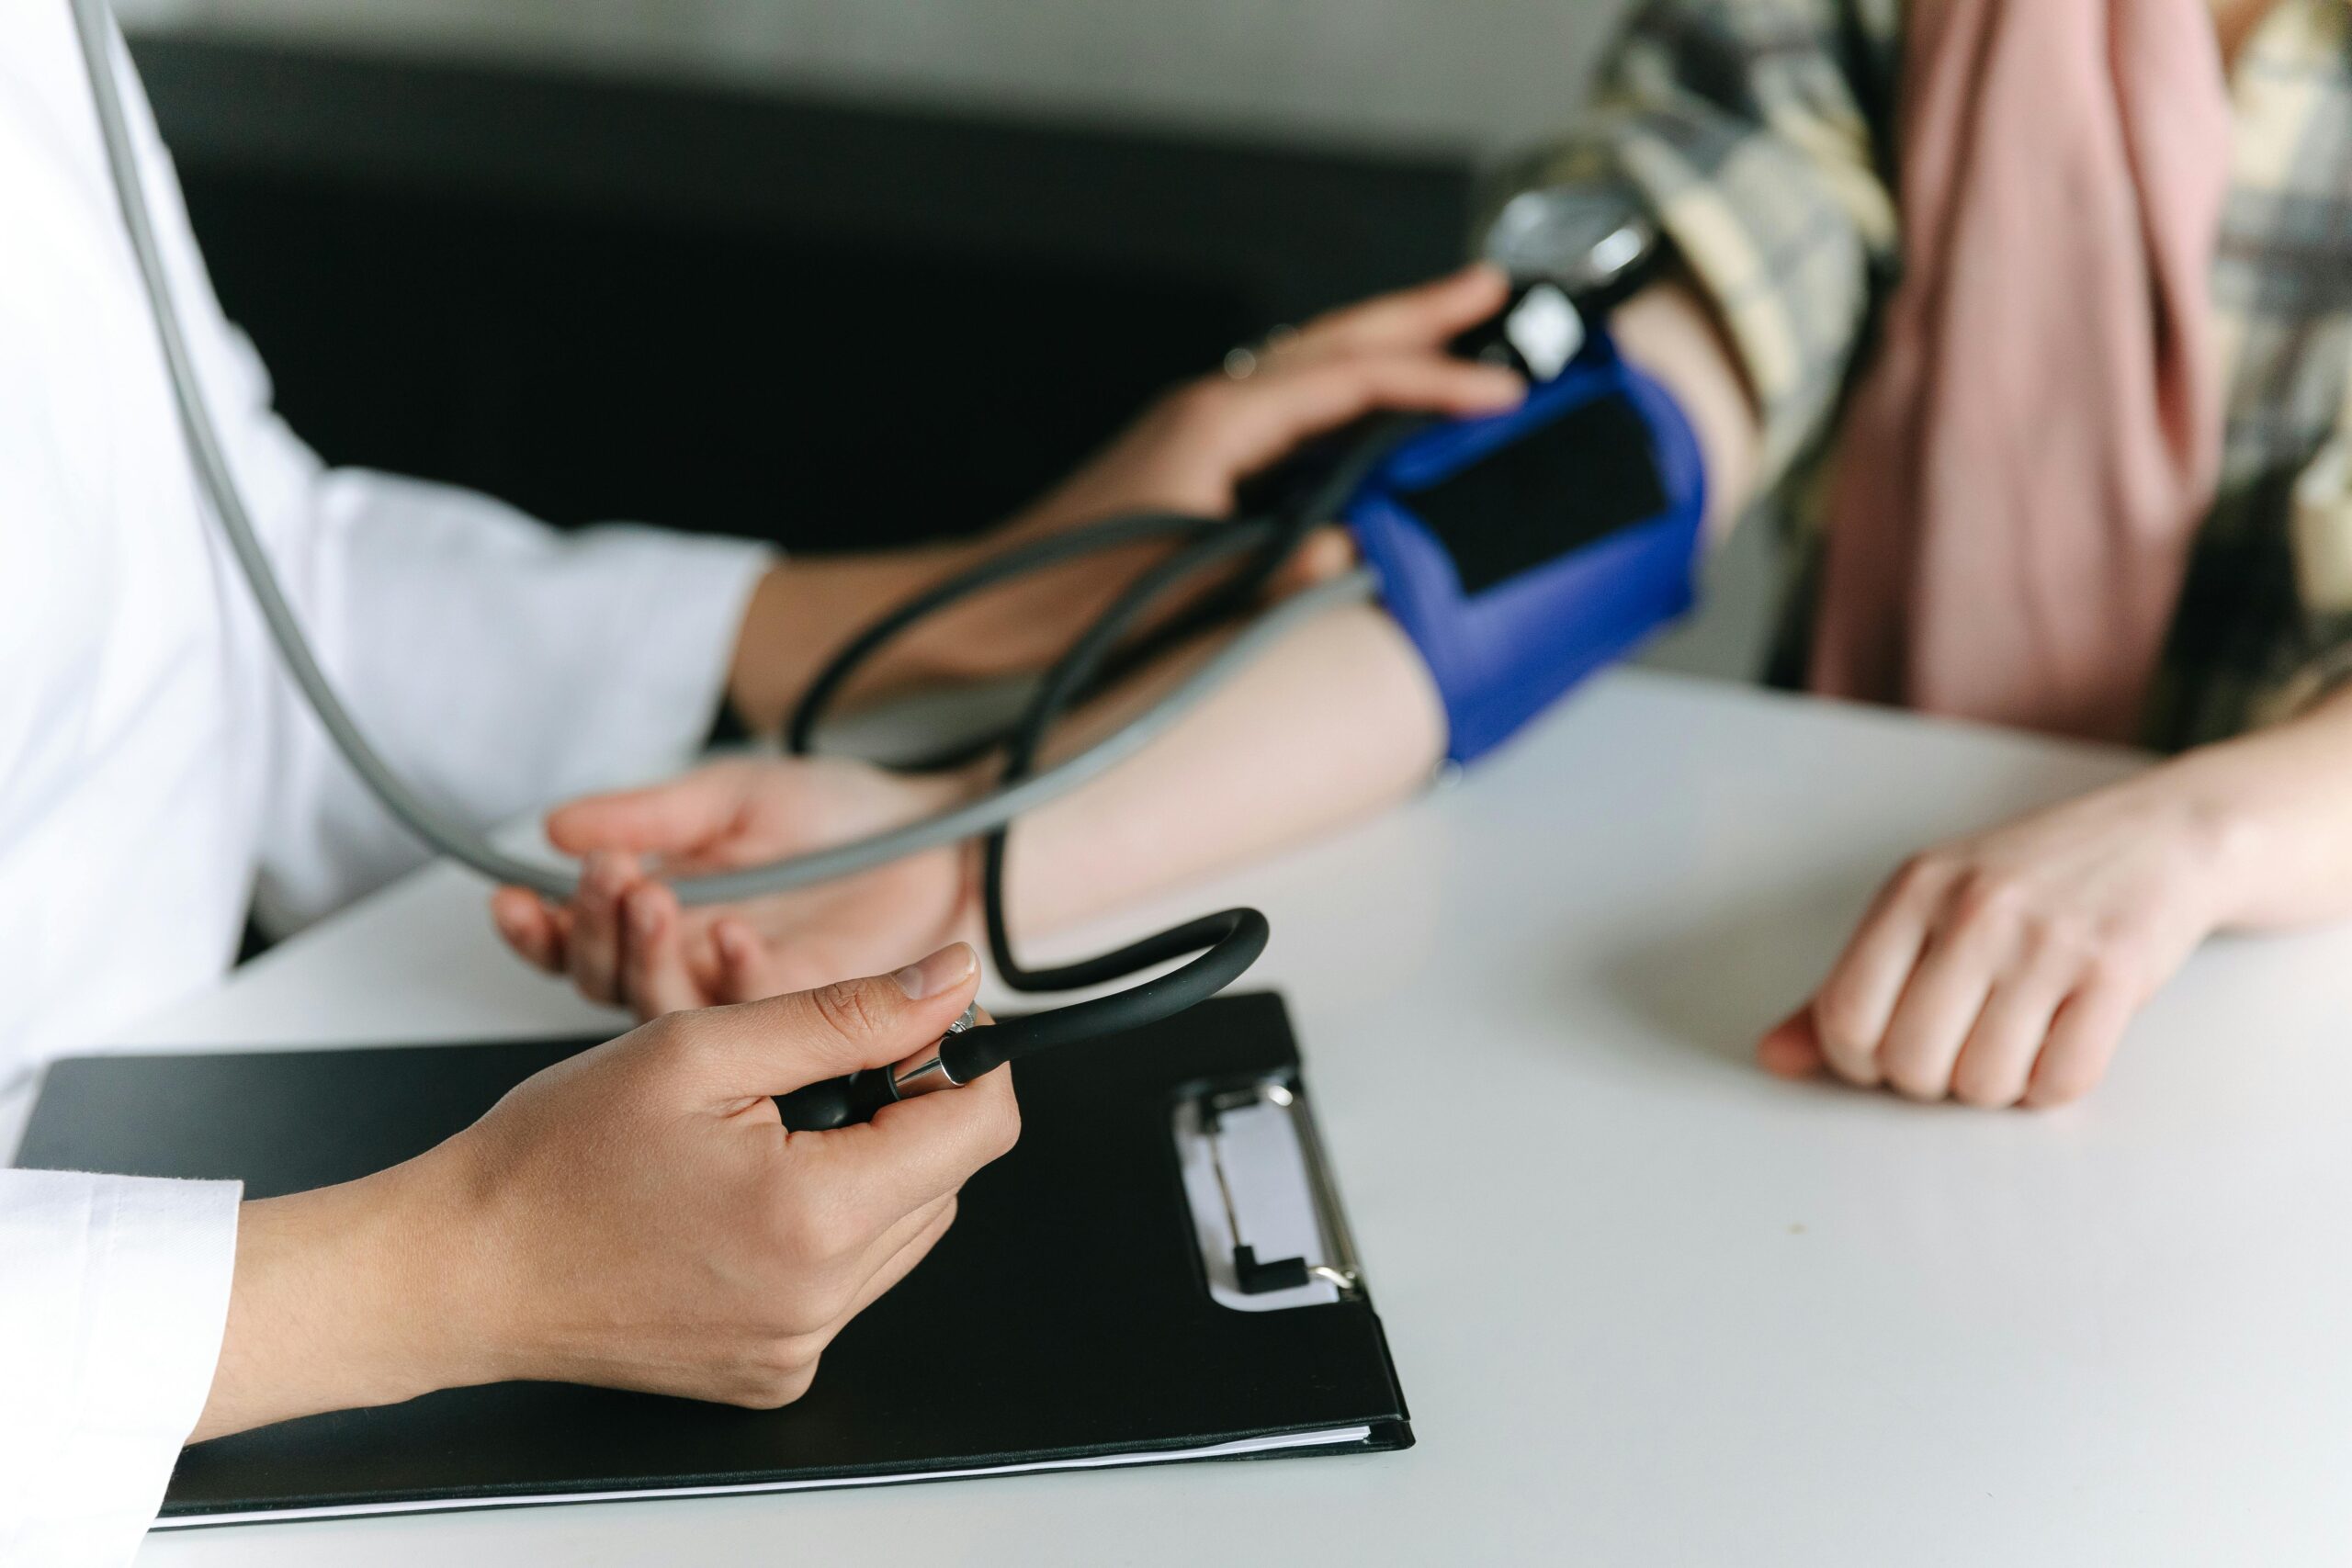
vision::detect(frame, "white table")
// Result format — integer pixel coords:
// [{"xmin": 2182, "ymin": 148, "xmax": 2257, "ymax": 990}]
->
[{"xmin": 18, "ymin": 669, "xmax": 2352, "ymax": 1564}]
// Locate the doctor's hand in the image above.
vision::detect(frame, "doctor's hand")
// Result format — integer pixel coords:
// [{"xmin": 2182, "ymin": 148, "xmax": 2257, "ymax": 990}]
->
[
  {"xmin": 492, "ymin": 757, "xmax": 982, "ymax": 1018},
  {"xmin": 1009, "ymin": 262, "xmax": 1523, "ymax": 536},
  {"xmin": 194, "ymin": 944, "xmax": 1016, "ymax": 1441},
  {"xmin": 725, "ymin": 265, "xmax": 1523, "ymax": 730}
]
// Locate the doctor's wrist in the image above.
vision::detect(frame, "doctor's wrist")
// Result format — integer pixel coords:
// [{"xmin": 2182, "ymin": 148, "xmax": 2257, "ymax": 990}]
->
[{"xmin": 193, "ymin": 1159, "xmax": 493, "ymax": 1442}]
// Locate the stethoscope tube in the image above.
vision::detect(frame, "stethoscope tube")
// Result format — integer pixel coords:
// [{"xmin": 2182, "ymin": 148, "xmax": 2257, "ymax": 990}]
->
[{"xmin": 74, "ymin": 0, "xmax": 1374, "ymax": 908}]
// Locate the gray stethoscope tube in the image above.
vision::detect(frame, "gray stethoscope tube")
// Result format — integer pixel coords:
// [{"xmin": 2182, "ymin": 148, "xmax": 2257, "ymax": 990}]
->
[{"xmin": 68, "ymin": 0, "xmax": 1374, "ymax": 905}]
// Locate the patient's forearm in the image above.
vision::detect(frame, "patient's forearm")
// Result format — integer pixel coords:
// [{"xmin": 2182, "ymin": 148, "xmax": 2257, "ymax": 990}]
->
[
  {"xmin": 990, "ymin": 279, "xmax": 1756, "ymax": 935},
  {"xmin": 1001, "ymin": 604, "xmax": 1445, "ymax": 934},
  {"xmin": 2165, "ymin": 680, "xmax": 2352, "ymax": 931}
]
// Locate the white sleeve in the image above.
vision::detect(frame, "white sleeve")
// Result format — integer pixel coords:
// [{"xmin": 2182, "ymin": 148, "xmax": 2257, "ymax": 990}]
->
[
  {"xmin": 0, "ymin": 1171, "xmax": 240, "ymax": 1566},
  {"xmin": 104, "ymin": 22, "xmax": 774, "ymax": 930},
  {"xmin": 243, "ymin": 462, "xmax": 772, "ymax": 931}
]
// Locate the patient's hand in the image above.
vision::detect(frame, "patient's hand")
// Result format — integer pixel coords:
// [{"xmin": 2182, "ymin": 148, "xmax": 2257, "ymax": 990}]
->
[
  {"xmin": 1754, "ymin": 772, "xmax": 2238, "ymax": 1109},
  {"xmin": 493, "ymin": 757, "xmax": 981, "ymax": 1017}
]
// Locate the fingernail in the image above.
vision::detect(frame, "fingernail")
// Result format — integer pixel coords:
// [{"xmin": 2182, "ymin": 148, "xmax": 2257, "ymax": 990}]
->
[
  {"xmin": 894, "ymin": 942, "xmax": 977, "ymax": 999},
  {"xmin": 628, "ymin": 892, "xmax": 661, "ymax": 940}
]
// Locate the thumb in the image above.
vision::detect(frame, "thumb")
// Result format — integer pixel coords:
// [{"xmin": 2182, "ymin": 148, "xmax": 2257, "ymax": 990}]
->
[
  {"xmin": 548, "ymin": 761, "xmax": 757, "ymax": 858},
  {"xmin": 1756, "ymin": 1006, "xmax": 1828, "ymax": 1079},
  {"xmin": 701, "ymin": 942, "xmax": 982, "ymax": 1096}
]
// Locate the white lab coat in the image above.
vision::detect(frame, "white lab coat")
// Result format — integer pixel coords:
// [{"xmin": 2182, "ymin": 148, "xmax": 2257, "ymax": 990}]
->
[{"xmin": 0, "ymin": 10, "xmax": 771, "ymax": 1562}]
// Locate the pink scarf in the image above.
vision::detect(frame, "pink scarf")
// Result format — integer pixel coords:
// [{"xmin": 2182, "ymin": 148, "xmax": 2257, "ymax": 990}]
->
[{"xmin": 1809, "ymin": 0, "xmax": 2235, "ymax": 741}]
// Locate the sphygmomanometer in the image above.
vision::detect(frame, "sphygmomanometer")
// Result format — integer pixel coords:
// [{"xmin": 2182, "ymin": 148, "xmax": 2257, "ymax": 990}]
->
[
  {"xmin": 71, "ymin": 0, "xmax": 1695, "ymax": 1122},
  {"xmin": 1345, "ymin": 333, "xmax": 1702, "ymax": 762}
]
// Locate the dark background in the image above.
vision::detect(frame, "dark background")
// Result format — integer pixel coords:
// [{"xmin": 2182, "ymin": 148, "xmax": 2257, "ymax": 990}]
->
[{"xmin": 134, "ymin": 38, "xmax": 1477, "ymax": 553}]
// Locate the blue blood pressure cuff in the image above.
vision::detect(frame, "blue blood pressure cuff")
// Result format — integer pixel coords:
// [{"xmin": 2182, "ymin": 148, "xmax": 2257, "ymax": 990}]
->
[{"xmin": 1344, "ymin": 332, "xmax": 1706, "ymax": 764}]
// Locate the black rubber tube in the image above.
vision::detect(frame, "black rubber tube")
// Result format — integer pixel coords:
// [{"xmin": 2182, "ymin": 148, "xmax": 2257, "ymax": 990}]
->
[
  {"xmin": 785, "ymin": 510, "xmax": 1225, "ymax": 757},
  {"xmin": 778, "ymin": 412, "xmax": 1420, "ymax": 1101}
]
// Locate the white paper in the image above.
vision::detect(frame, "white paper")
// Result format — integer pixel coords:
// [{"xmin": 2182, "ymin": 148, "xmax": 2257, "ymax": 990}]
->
[{"xmin": 150, "ymin": 1427, "xmax": 1376, "ymax": 1529}]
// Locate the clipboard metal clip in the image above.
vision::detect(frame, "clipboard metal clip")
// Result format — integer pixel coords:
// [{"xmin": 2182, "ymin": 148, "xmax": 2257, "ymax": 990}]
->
[{"xmin": 1178, "ymin": 1075, "xmax": 1368, "ymax": 1312}]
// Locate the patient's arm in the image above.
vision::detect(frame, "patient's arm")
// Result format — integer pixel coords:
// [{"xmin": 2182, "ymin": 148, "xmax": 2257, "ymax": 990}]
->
[
  {"xmin": 1008, "ymin": 602, "xmax": 1448, "ymax": 931},
  {"xmin": 493, "ymin": 276, "xmax": 1764, "ymax": 1015},
  {"xmin": 1004, "ymin": 268, "xmax": 1765, "ymax": 938},
  {"xmin": 1616, "ymin": 273, "xmax": 1760, "ymax": 547},
  {"xmin": 491, "ymin": 603, "xmax": 1441, "ymax": 1012}
]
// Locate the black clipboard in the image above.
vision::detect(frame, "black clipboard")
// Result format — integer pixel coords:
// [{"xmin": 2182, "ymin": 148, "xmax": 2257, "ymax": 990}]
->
[{"xmin": 15, "ymin": 991, "xmax": 1410, "ymax": 1526}]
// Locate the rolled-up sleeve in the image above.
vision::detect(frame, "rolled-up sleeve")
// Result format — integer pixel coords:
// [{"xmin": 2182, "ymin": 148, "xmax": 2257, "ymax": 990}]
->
[
  {"xmin": 1487, "ymin": 0, "xmax": 1904, "ymax": 484},
  {"xmin": 0, "ymin": 1170, "xmax": 241, "ymax": 1565}
]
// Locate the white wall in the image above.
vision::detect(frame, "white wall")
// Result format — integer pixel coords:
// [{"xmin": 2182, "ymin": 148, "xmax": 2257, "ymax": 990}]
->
[{"xmin": 115, "ymin": 0, "xmax": 1634, "ymax": 155}]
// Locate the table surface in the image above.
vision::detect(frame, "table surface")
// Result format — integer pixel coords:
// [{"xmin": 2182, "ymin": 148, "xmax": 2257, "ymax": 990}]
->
[{"xmin": 20, "ymin": 668, "xmax": 2352, "ymax": 1565}]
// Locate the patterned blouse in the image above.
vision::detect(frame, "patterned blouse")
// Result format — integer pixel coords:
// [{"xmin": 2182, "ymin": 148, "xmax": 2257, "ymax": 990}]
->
[{"xmin": 1491, "ymin": 0, "xmax": 2352, "ymax": 749}]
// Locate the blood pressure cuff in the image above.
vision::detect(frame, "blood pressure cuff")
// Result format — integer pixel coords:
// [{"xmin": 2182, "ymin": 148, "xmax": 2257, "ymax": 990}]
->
[{"xmin": 1344, "ymin": 333, "xmax": 1706, "ymax": 764}]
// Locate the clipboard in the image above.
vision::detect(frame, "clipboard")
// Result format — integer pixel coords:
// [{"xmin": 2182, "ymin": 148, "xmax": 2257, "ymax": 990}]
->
[{"xmin": 15, "ymin": 991, "xmax": 1410, "ymax": 1526}]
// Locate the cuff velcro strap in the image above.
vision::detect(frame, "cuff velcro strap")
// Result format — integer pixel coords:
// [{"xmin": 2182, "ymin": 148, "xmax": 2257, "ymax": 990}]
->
[{"xmin": 1345, "ymin": 331, "xmax": 1707, "ymax": 763}]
